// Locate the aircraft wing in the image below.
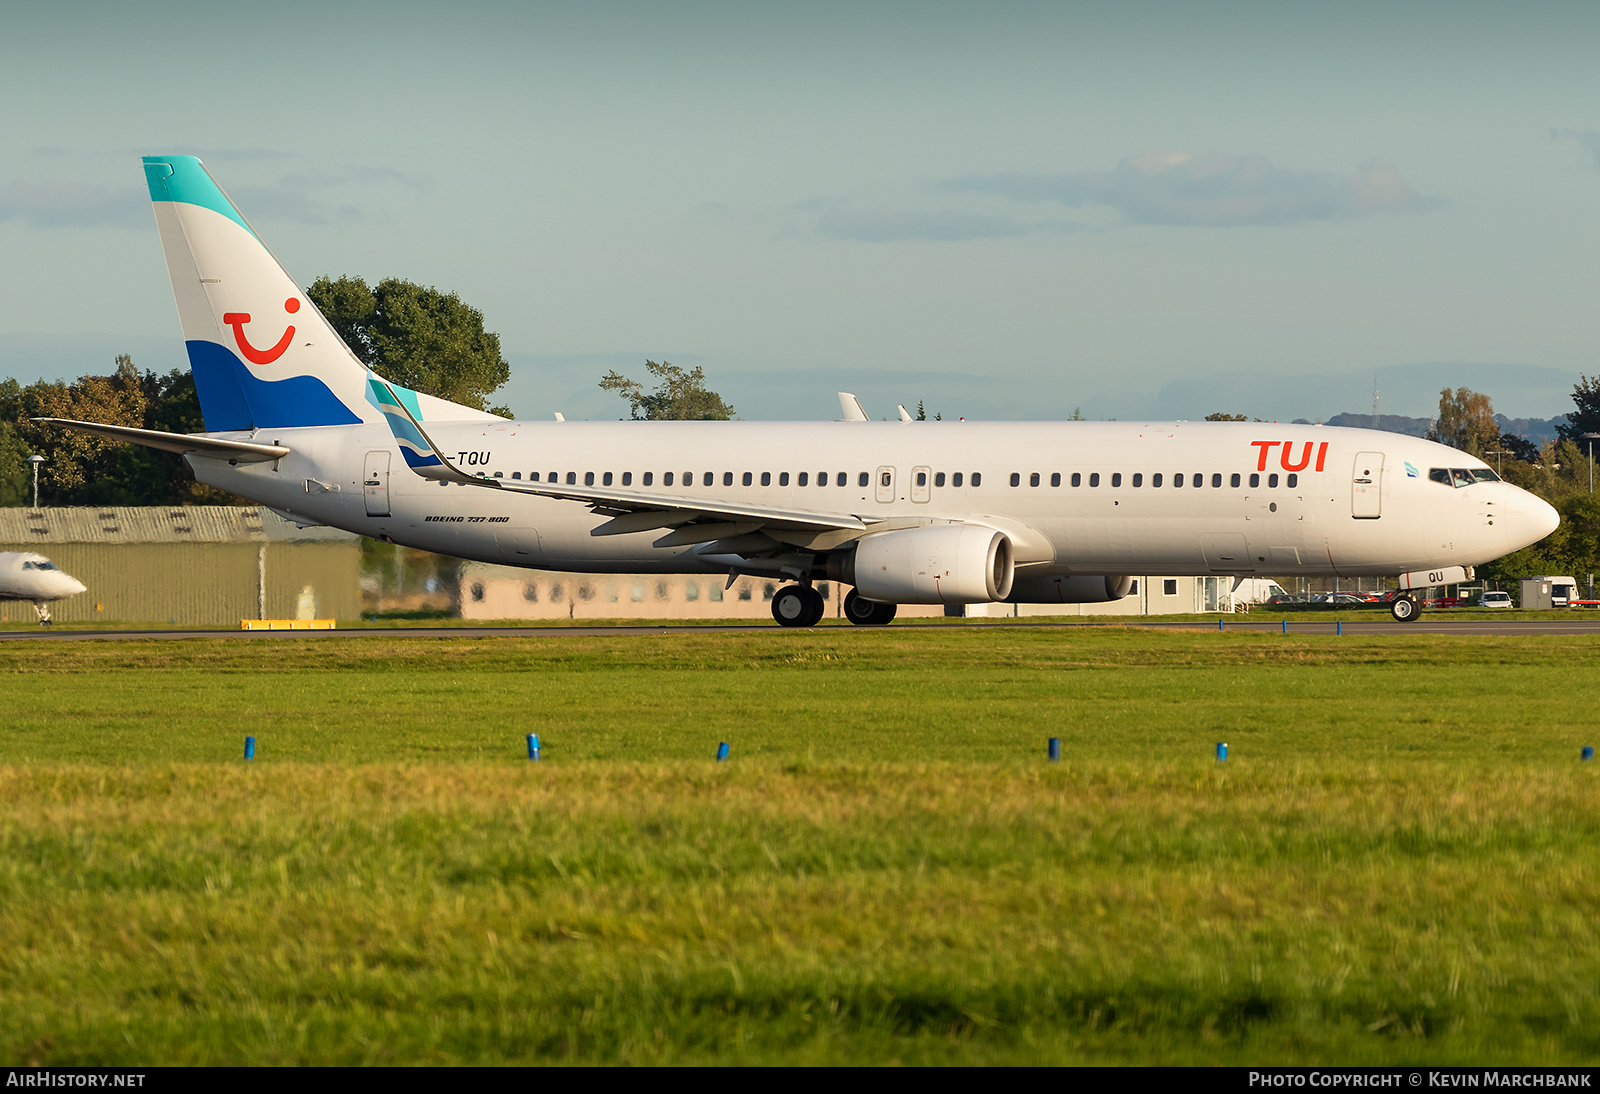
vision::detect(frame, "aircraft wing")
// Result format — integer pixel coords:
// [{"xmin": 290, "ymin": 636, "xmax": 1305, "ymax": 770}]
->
[
  {"xmin": 33, "ymin": 418, "xmax": 289, "ymax": 463},
  {"xmin": 368, "ymin": 373, "xmax": 867, "ymax": 537}
]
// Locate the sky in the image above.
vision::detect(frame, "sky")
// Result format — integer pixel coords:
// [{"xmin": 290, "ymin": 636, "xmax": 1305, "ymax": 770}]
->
[{"xmin": 2, "ymin": 1, "xmax": 1598, "ymax": 424}]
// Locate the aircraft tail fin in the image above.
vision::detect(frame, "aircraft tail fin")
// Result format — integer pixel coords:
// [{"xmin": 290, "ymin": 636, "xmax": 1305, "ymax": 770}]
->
[{"xmin": 142, "ymin": 155, "xmax": 497, "ymax": 433}]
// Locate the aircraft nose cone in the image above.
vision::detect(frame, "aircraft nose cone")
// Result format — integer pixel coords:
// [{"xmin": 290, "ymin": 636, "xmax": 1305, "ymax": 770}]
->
[{"xmin": 1508, "ymin": 491, "xmax": 1560, "ymax": 549}]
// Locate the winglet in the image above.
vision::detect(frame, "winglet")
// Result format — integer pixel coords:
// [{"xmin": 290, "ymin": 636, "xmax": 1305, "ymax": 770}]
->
[
  {"xmin": 897, "ymin": 404, "xmax": 913, "ymax": 422},
  {"xmin": 837, "ymin": 392, "xmax": 869, "ymax": 421},
  {"xmin": 367, "ymin": 373, "xmax": 485, "ymax": 485}
]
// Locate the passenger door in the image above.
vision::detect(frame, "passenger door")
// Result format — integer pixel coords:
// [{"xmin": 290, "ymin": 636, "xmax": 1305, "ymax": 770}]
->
[
  {"xmin": 1352, "ymin": 452, "xmax": 1383, "ymax": 519},
  {"xmin": 364, "ymin": 450, "xmax": 391, "ymax": 517}
]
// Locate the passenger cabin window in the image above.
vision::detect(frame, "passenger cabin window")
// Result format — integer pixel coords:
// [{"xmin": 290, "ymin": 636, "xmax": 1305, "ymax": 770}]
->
[
  {"xmin": 1152, "ymin": 473, "xmax": 1163, "ymax": 487},
  {"xmin": 1071, "ymin": 472, "xmax": 1081, "ymax": 487},
  {"xmin": 1174, "ymin": 473, "xmax": 1184, "ymax": 488},
  {"xmin": 642, "ymin": 472, "xmax": 653, "ymax": 486},
  {"xmin": 779, "ymin": 472, "xmax": 789, "ymax": 486},
  {"xmin": 1089, "ymin": 472, "xmax": 1100, "ymax": 487},
  {"xmin": 935, "ymin": 472, "xmax": 946, "ymax": 487},
  {"xmin": 1010, "ymin": 473, "xmax": 1021, "ymax": 487},
  {"xmin": 566, "ymin": 472, "xmax": 577, "ymax": 485},
  {"xmin": 724, "ymin": 472, "xmax": 734, "ymax": 486},
  {"xmin": 971, "ymin": 472, "xmax": 982, "ymax": 486},
  {"xmin": 704, "ymin": 472, "xmax": 714, "ymax": 486},
  {"xmin": 1231, "ymin": 473, "xmax": 1241, "ymax": 487},
  {"xmin": 1029, "ymin": 472, "xmax": 1040, "ymax": 487},
  {"xmin": 548, "ymin": 470, "xmax": 557, "ymax": 482},
  {"xmin": 742, "ymin": 472, "xmax": 753, "ymax": 486},
  {"xmin": 603, "ymin": 472, "xmax": 613, "ymax": 486},
  {"xmin": 1051, "ymin": 472, "xmax": 1061, "ymax": 487},
  {"xmin": 839, "ymin": 472, "xmax": 849, "ymax": 487},
  {"xmin": 585, "ymin": 472, "xmax": 595, "ymax": 485},
  {"xmin": 1268, "ymin": 473, "xmax": 1279, "ymax": 487},
  {"xmin": 1111, "ymin": 473, "xmax": 1122, "ymax": 487},
  {"xmin": 1132, "ymin": 473, "xmax": 1143, "ymax": 487},
  {"xmin": 664, "ymin": 472, "xmax": 674, "ymax": 486},
  {"xmin": 1286, "ymin": 473, "xmax": 1298, "ymax": 488},
  {"xmin": 1249, "ymin": 473, "xmax": 1260, "ymax": 488},
  {"xmin": 512, "ymin": 472, "xmax": 521, "ymax": 480},
  {"xmin": 622, "ymin": 472, "xmax": 632, "ymax": 486},
  {"xmin": 798, "ymin": 472, "xmax": 809, "ymax": 486},
  {"xmin": 915, "ymin": 471, "xmax": 926, "ymax": 486},
  {"xmin": 1212, "ymin": 473, "xmax": 1222, "ymax": 488},
  {"xmin": 881, "ymin": 471, "xmax": 892, "ymax": 487},
  {"xmin": 857, "ymin": 472, "xmax": 868, "ymax": 487},
  {"xmin": 760, "ymin": 472, "xmax": 770, "ymax": 486},
  {"xmin": 952, "ymin": 472, "xmax": 963, "ymax": 487},
  {"xmin": 817, "ymin": 471, "xmax": 828, "ymax": 486},
  {"xmin": 530, "ymin": 472, "xmax": 540, "ymax": 481}
]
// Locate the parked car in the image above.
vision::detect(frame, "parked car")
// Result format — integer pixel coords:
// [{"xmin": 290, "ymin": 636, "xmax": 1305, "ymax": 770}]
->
[{"xmin": 1479, "ymin": 591, "xmax": 1513, "ymax": 609}]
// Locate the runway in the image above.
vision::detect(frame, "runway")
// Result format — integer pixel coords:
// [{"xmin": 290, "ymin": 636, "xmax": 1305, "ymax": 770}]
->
[{"xmin": 4, "ymin": 618, "xmax": 1600, "ymax": 640}]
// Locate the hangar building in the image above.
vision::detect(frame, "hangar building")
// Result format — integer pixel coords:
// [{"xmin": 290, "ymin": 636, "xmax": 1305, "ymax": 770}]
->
[{"xmin": 0, "ymin": 507, "xmax": 361, "ymax": 625}]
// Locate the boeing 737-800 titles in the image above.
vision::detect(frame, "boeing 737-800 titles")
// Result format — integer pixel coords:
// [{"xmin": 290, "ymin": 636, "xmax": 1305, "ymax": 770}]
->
[{"xmin": 39, "ymin": 156, "xmax": 1560, "ymax": 626}]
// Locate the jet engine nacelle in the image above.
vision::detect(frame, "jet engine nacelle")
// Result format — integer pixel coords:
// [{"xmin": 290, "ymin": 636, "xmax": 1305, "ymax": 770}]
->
[
  {"xmin": 1007, "ymin": 574, "xmax": 1134, "ymax": 604},
  {"xmin": 845, "ymin": 525, "xmax": 1015, "ymax": 604}
]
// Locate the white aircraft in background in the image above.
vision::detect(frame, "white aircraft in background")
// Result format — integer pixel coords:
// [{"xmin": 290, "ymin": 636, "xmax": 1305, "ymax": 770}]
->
[
  {"xmin": 0, "ymin": 553, "xmax": 87, "ymax": 625},
  {"xmin": 39, "ymin": 155, "xmax": 1560, "ymax": 626}
]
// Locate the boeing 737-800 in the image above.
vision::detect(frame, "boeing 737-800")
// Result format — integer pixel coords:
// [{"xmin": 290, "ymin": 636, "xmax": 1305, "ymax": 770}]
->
[{"xmin": 39, "ymin": 156, "xmax": 1560, "ymax": 626}]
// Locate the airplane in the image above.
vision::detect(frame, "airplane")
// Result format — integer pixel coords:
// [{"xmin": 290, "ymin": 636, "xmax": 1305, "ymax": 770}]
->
[
  {"xmin": 0, "ymin": 553, "xmax": 87, "ymax": 625},
  {"xmin": 38, "ymin": 155, "xmax": 1560, "ymax": 627}
]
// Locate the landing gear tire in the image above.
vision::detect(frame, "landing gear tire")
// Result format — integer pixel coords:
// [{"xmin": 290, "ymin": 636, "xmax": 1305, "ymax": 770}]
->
[
  {"xmin": 844, "ymin": 589, "xmax": 898, "ymax": 626},
  {"xmin": 1391, "ymin": 594, "xmax": 1421, "ymax": 622},
  {"xmin": 772, "ymin": 585, "xmax": 812, "ymax": 627},
  {"xmin": 800, "ymin": 585, "xmax": 826, "ymax": 627}
]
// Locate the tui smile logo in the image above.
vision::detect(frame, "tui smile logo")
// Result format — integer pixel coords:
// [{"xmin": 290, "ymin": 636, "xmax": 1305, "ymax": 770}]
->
[{"xmin": 222, "ymin": 297, "xmax": 300, "ymax": 365}]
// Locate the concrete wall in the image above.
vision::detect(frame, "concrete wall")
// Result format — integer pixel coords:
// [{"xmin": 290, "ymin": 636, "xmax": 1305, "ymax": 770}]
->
[{"xmin": 456, "ymin": 563, "xmax": 948, "ymax": 621}]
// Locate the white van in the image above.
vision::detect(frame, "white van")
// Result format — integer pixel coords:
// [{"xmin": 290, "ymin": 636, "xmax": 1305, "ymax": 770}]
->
[{"xmin": 1230, "ymin": 578, "xmax": 1290, "ymax": 604}]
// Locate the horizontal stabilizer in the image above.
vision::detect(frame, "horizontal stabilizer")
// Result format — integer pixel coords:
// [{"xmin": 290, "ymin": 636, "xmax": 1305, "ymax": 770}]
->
[{"xmin": 32, "ymin": 418, "xmax": 289, "ymax": 463}]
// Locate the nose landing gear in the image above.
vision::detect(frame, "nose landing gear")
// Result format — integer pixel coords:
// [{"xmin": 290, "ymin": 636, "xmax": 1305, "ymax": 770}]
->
[{"xmin": 1390, "ymin": 594, "xmax": 1420, "ymax": 622}]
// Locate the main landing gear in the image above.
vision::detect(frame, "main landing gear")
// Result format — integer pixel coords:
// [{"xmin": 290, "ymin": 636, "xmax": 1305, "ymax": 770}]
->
[
  {"xmin": 771, "ymin": 584, "xmax": 826, "ymax": 628},
  {"xmin": 1390, "ymin": 594, "xmax": 1421, "ymax": 622},
  {"xmin": 843, "ymin": 588, "xmax": 897, "ymax": 626}
]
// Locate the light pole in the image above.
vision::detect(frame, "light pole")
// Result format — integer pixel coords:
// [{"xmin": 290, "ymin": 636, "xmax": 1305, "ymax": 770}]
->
[
  {"xmin": 26, "ymin": 455, "xmax": 43, "ymax": 509},
  {"xmin": 1487, "ymin": 449, "xmax": 1506, "ymax": 477},
  {"xmin": 1582, "ymin": 433, "xmax": 1600, "ymax": 494}
]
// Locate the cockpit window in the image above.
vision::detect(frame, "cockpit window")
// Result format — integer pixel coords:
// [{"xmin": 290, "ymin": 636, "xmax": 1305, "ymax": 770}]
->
[
  {"xmin": 20, "ymin": 560, "xmax": 57, "ymax": 571},
  {"xmin": 1431, "ymin": 467, "xmax": 1500, "ymax": 488}
]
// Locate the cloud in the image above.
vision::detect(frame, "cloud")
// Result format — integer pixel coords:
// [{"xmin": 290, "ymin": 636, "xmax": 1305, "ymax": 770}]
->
[
  {"xmin": 814, "ymin": 207, "xmax": 1070, "ymax": 242},
  {"xmin": 0, "ymin": 181, "xmax": 147, "ymax": 229},
  {"xmin": 1552, "ymin": 128, "xmax": 1600, "ymax": 170},
  {"xmin": 947, "ymin": 152, "xmax": 1428, "ymax": 227}
]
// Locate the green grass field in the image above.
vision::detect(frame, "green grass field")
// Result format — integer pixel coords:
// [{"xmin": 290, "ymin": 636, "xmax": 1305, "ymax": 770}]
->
[{"xmin": 2, "ymin": 628, "xmax": 1598, "ymax": 1064}]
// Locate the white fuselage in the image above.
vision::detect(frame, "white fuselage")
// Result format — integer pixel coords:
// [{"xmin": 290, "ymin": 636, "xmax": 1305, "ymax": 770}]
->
[{"xmin": 184, "ymin": 418, "xmax": 1559, "ymax": 587}]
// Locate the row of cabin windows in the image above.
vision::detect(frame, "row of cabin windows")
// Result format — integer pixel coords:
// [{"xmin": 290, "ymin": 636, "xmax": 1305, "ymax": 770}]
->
[
  {"xmin": 459, "ymin": 468, "xmax": 1301, "ymax": 489},
  {"xmin": 1008, "ymin": 471, "xmax": 1299, "ymax": 489},
  {"xmin": 478, "ymin": 470, "xmax": 986, "ymax": 488}
]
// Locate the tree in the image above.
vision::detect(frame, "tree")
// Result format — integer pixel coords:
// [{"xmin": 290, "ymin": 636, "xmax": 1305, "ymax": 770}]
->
[
  {"xmin": 4, "ymin": 357, "xmax": 247, "ymax": 506},
  {"xmin": 599, "ymin": 361, "xmax": 734, "ymax": 420},
  {"xmin": 1429, "ymin": 387, "xmax": 1497, "ymax": 456},
  {"xmin": 1558, "ymin": 374, "xmax": 1600, "ymax": 442},
  {"xmin": 306, "ymin": 276, "xmax": 512, "ymax": 415},
  {"xmin": 1204, "ymin": 412, "xmax": 1252, "ymax": 421}
]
